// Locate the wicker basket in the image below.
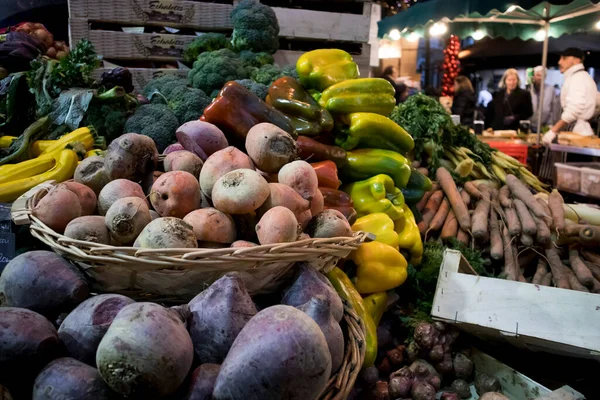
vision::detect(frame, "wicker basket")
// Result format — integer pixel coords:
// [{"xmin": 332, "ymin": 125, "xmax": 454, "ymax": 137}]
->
[{"xmin": 12, "ymin": 182, "xmax": 368, "ymax": 302}]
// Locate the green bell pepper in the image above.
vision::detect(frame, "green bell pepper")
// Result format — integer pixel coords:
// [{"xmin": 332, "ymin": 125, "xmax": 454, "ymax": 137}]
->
[
  {"xmin": 341, "ymin": 148, "xmax": 412, "ymax": 189},
  {"xmin": 319, "ymin": 78, "xmax": 396, "ymax": 116},
  {"xmin": 335, "ymin": 112, "xmax": 415, "ymax": 153}
]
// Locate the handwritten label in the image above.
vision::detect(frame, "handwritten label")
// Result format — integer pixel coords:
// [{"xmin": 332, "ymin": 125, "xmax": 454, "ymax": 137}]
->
[{"xmin": 0, "ymin": 233, "xmax": 15, "ymax": 273}]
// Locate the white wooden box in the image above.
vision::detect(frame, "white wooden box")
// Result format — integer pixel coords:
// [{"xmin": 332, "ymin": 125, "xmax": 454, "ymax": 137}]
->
[{"xmin": 432, "ymin": 250, "xmax": 600, "ymax": 361}]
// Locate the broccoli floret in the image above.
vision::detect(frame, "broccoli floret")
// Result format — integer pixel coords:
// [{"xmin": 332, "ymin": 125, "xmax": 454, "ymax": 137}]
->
[
  {"xmin": 83, "ymin": 86, "xmax": 138, "ymax": 142},
  {"xmin": 235, "ymin": 79, "xmax": 268, "ymax": 100},
  {"xmin": 188, "ymin": 48, "xmax": 249, "ymax": 96},
  {"xmin": 124, "ymin": 104, "xmax": 179, "ymax": 152},
  {"xmin": 281, "ymin": 64, "xmax": 299, "ymax": 80},
  {"xmin": 230, "ymin": 0, "xmax": 279, "ymax": 54},
  {"xmin": 238, "ymin": 50, "xmax": 275, "ymax": 69},
  {"xmin": 250, "ymin": 64, "xmax": 282, "ymax": 86},
  {"xmin": 168, "ymin": 86, "xmax": 211, "ymax": 123},
  {"xmin": 183, "ymin": 33, "xmax": 230, "ymax": 64},
  {"xmin": 142, "ymin": 74, "xmax": 188, "ymax": 99}
]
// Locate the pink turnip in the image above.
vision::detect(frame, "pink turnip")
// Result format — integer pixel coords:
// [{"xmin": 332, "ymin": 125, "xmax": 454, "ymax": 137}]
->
[
  {"xmin": 245, "ymin": 123, "xmax": 298, "ymax": 173},
  {"xmin": 134, "ymin": 217, "xmax": 197, "ymax": 249},
  {"xmin": 33, "ymin": 186, "xmax": 81, "ymax": 232},
  {"xmin": 150, "ymin": 171, "xmax": 201, "ymax": 218},
  {"xmin": 183, "ymin": 208, "xmax": 236, "ymax": 243},
  {"xmin": 164, "ymin": 150, "xmax": 203, "ymax": 177},
  {"xmin": 58, "ymin": 181, "xmax": 97, "ymax": 216},
  {"xmin": 163, "ymin": 142, "xmax": 185, "ymax": 154},
  {"xmin": 255, "ymin": 206, "xmax": 299, "ymax": 244},
  {"xmin": 306, "ymin": 209, "xmax": 353, "ymax": 238},
  {"xmin": 211, "ymin": 169, "xmax": 270, "ymax": 214},
  {"xmin": 105, "ymin": 197, "xmax": 152, "ymax": 245},
  {"xmin": 64, "ymin": 216, "xmax": 111, "ymax": 244},
  {"xmin": 200, "ymin": 146, "xmax": 254, "ymax": 198},
  {"xmin": 278, "ymin": 160, "xmax": 318, "ymax": 201},
  {"xmin": 257, "ymin": 183, "xmax": 310, "ymax": 217},
  {"xmin": 97, "ymin": 179, "xmax": 147, "ymax": 216}
]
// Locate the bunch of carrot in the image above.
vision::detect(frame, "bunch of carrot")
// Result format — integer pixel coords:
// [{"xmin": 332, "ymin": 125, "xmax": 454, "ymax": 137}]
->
[{"xmin": 417, "ymin": 167, "xmax": 600, "ymax": 293}]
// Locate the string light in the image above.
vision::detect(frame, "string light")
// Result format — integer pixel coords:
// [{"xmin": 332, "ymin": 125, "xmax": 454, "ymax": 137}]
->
[
  {"xmin": 389, "ymin": 29, "xmax": 401, "ymax": 40},
  {"xmin": 472, "ymin": 30, "xmax": 485, "ymax": 41},
  {"xmin": 442, "ymin": 35, "xmax": 461, "ymax": 97},
  {"xmin": 534, "ymin": 29, "xmax": 546, "ymax": 41},
  {"xmin": 407, "ymin": 32, "xmax": 420, "ymax": 42},
  {"xmin": 429, "ymin": 22, "xmax": 448, "ymax": 36},
  {"xmin": 595, "ymin": 20, "xmax": 600, "ymax": 29}
]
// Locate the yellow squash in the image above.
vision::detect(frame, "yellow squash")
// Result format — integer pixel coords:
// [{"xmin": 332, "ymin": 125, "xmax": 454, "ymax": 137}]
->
[
  {"xmin": 0, "ymin": 157, "xmax": 55, "ymax": 184},
  {"xmin": 0, "ymin": 136, "xmax": 17, "ymax": 148},
  {"xmin": 31, "ymin": 127, "xmax": 96, "ymax": 157}
]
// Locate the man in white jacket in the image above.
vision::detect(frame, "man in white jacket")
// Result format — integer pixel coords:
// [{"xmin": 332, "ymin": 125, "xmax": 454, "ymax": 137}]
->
[{"xmin": 543, "ymin": 48, "xmax": 597, "ymax": 145}]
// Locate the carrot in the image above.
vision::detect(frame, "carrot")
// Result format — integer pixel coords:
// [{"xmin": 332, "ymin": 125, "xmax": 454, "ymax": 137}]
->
[
  {"xmin": 548, "ymin": 189, "xmax": 565, "ymax": 232},
  {"xmin": 581, "ymin": 250, "xmax": 600, "ymax": 265},
  {"xmin": 506, "ymin": 174, "xmax": 549, "ymax": 219},
  {"xmin": 441, "ymin": 210, "xmax": 458, "ymax": 240},
  {"xmin": 536, "ymin": 198, "xmax": 554, "ymax": 230},
  {"xmin": 489, "ymin": 209, "xmax": 503, "ymax": 260},
  {"xmin": 568, "ymin": 248, "xmax": 594, "ymax": 287},
  {"xmin": 417, "ymin": 167, "xmax": 429, "ymax": 177},
  {"xmin": 518, "ymin": 270, "xmax": 527, "ymax": 283},
  {"xmin": 532, "ymin": 215, "xmax": 551, "ymax": 246},
  {"xmin": 545, "ymin": 247, "xmax": 571, "ymax": 289},
  {"xmin": 566, "ymin": 271, "xmax": 589, "ymax": 292},
  {"xmin": 498, "ymin": 185, "xmax": 512, "ymax": 208},
  {"xmin": 463, "ymin": 181, "xmax": 483, "ymax": 200},
  {"xmin": 437, "ymin": 168, "xmax": 471, "ymax": 232},
  {"xmin": 504, "ymin": 207, "xmax": 521, "ymax": 236},
  {"xmin": 472, "ymin": 186, "xmax": 490, "ymax": 239},
  {"xmin": 514, "ymin": 199, "xmax": 537, "ymax": 236},
  {"xmin": 590, "ymin": 278, "xmax": 600, "ymax": 294},
  {"xmin": 583, "ymin": 260, "xmax": 600, "ymax": 281},
  {"xmin": 457, "ymin": 229, "xmax": 469, "ymax": 245},
  {"xmin": 501, "ymin": 227, "xmax": 516, "ymax": 280},
  {"xmin": 416, "ymin": 190, "xmax": 434, "ymax": 213},
  {"xmin": 460, "ymin": 188, "xmax": 471, "ymax": 207},
  {"xmin": 418, "ymin": 191, "xmax": 444, "ymax": 235},
  {"xmin": 540, "ymin": 272, "xmax": 553, "ymax": 287},
  {"xmin": 518, "ymin": 250, "xmax": 538, "ymax": 270},
  {"xmin": 428, "ymin": 198, "xmax": 450, "ymax": 233},
  {"xmin": 532, "ymin": 259, "xmax": 548, "ymax": 284},
  {"xmin": 520, "ymin": 234, "xmax": 534, "ymax": 247},
  {"xmin": 578, "ymin": 225, "xmax": 600, "ymax": 245}
]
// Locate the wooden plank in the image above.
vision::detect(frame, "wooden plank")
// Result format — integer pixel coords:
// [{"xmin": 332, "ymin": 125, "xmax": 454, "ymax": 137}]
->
[{"xmin": 432, "ymin": 249, "xmax": 600, "ymax": 360}]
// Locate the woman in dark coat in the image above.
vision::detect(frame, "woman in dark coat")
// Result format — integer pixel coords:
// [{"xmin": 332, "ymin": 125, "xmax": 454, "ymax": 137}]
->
[
  {"xmin": 381, "ymin": 66, "xmax": 408, "ymax": 103},
  {"xmin": 485, "ymin": 68, "xmax": 533, "ymax": 130},
  {"xmin": 451, "ymin": 75, "xmax": 477, "ymax": 127}
]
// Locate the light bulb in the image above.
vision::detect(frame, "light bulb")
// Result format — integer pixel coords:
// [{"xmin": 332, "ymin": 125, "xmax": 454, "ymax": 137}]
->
[
  {"xmin": 429, "ymin": 22, "xmax": 448, "ymax": 37},
  {"xmin": 595, "ymin": 20, "xmax": 600, "ymax": 30},
  {"xmin": 535, "ymin": 29, "xmax": 546, "ymax": 41},
  {"xmin": 389, "ymin": 29, "xmax": 401, "ymax": 40},
  {"xmin": 472, "ymin": 30, "xmax": 485, "ymax": 41},
  {"xmin": 407, "ymin": 32, "xmax": 420, "ymax": 42}
]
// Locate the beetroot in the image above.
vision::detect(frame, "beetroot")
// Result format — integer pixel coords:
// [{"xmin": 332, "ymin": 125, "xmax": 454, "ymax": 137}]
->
[
  {"xmin": 58, "ymin": 294, "xmax": 134, "ymax": 366},
  {"xmin": 33, "ymin": 358, "xmax": 115, "ymax": 400},
  {"xmin": 0, "ymin": 251, "xmax": 89, "ymax": 318},
  {"xmin": 0, "ymin": 308, "xmax": 62, "ymax": 396},
  {"xmin": 188, "ymin": 273, "xmax": 257, "ymax": 364},
  {"xmin": 213, "ymin": 305, "xmax": 331, "ymax": 400},
  {"xmin": 104, "ymin": 133, "xmax": 158, "ymax": 183},
  {"xmin": 183, "ymin": 364, "xmax": 221, "ymax": 400},
  {"xmin": 282, "ymin": 263, "xmax": 343, "ymax": 322},
  {"xmin": 297, "ymin": 296, "xmax": 344, "ymax": 372},
  {"xmin": 164, "ymin": 142, "xmax": 185, "ymax": 154},
  {"xmin": 96, "ymin": 303, "xmax": 193, "ymax": 398}
]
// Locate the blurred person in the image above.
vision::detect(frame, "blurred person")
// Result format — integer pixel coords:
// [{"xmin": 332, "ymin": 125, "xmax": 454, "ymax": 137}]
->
[
  {"xmin": 530, "ymin": 65, "xmax": 561, "ymax": 133},
  {"xmin": 451, "ymin": 75, "xmax": 477, "ymax": 127},
  {"xmin": 381, "ymin": 66, "xmax": 404, "ymax": 104},
  {"xmin": 543, "ymin": 48, "xmax": 597, "ymax": 145},
  {"xmin": 486, "ymin": 68, "xmax": 533, "ymax": 130},
  {"xmin": 477, "ymin": 80, "xmax": 493, "ymax": 108}
]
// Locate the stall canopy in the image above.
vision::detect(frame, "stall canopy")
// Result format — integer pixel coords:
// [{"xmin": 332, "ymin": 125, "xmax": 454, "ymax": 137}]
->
[{"xmin": 378, "ymin": 0, "xmax": 600, "ymax": 141}]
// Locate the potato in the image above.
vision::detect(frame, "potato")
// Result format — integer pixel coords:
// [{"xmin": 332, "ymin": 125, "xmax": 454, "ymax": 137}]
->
[
  {"xmin": 184, "ymin": 208, "xmax": 236, "ymax": 244},
  {"xmin": 212, "ymin": 169, "xmax": 270, "ymax": 215}
]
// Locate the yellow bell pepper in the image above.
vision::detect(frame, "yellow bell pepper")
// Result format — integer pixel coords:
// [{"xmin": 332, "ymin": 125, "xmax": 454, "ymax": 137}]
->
[
  {"xmin": 343, "ymin": 174, "xmax": 405, "ymax": 221},
  {"xmin": 394, "ymin": 204, "xmax": 423, "ymax": 266},
  {"xmin": 350, "ymin": 241, "xmax": 408, "ymax": 294},
  {"xmin": 363, "ymin": 291, "xmax": 388, "ymax": 326},
  {"xmin": 352, "ymin": 213, "xmax": 399, "ymax": 248}
]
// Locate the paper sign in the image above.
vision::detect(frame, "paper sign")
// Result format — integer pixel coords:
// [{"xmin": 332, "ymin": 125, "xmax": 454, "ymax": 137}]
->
[{"xmin": 0, "ymin": 232, "xmax": 15, "ymax": 273}]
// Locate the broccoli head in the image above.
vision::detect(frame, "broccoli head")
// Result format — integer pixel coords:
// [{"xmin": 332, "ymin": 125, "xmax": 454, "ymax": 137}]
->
[
  {"xmin": 281, "ymin": 64, "xmax": 299, "ymax": 80},
  {"xmin": 238, "ymin": 50, "xmax": 275, "ymax": 69},
  {"xmin": 230, "ymin": 0, "xmax": 279, "ymax": 54},
  {"xmin": 250, "ymin": 64, "xmax": 282, "ymax": 86},
  {"xmin": 124, "ymin": 103, "xmax": 179, "ymax": 152},
  {"xmin": 188, "ymin": 48, "xmax": 249, "ymax": 97},
  {"xmin": 167, "ymin": 86, "xmax": 211, "ymax": 123},
  {"xmin": 142, "ymin": 75, "xmax": 187, "ymax": 98},
  {"xmin": 83, "ymin": 86, "xmax": 138, "ymax": 142},
  {"xmin": 183, "ymin": 33, "xmax": 230, "ymax": 64},
  {"xmin": 235, "ymin": 79, "xmax": 268, "ymax": 100}
]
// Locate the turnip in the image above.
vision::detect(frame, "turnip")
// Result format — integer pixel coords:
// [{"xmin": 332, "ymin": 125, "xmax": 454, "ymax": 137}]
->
[
  {"xmin": 134, "ymin": 217, "xmax": 197, "ymax": 249},
  {"xmin": 98, "ymin": 179, "xmax": 147, "ymax": 216},
  {"xmin": 188, "ymin": 273, "xmax": 257, "ymax": 364},
  {"xmin": 33, "ymin": 186, "xmax": 81, "ymax": 232},
  {"xmin": 177, "ymin": 121, "xmax": 228, "ymax": 159},
  {"xmin": 282, "ymin": 263, "xmax": 343, "ymax": 322},
  {"xmin": 278, "ymin": 160, "xmax": 318, "ymax": 201},
  {"xmin": 258, "ymin": 183, "xmax": 310, "ymax": 217},
  {"xmin": 231, "ymin": 240, "xmax": 258, "ymax": 248},
  {"xmin": 297, "ymin": 296, "xmax": 344, "ymax": 372},
  {"xmin": 58, "ymin": 181, "xmax": 97, "ymax": 215},
  {"xmin": 163, "ymin": 142, "xmax": 185, "ymax": 154},
  {"xmin": 184, "ymin": 364, "xmax": 220, "ymax": 400},
  {"xmin": 306, "ymin": 209, "xmax": 353, "ymax": 238},
  {"xmin": 104, "ymin": 133, "xmax": 158, "ymax": 183},
  {"xmin": 184, "ymin": 208, "xmax": 236, "ymax": 244},
  {"xmin": 245, "ymin": 123, "xmax": 298, "ymax": 173},
  {"xmin": 74, "ymin": 156, "xmax": 110, "ymax": 195},
  {"xmin": 105, "ymin": 197, "xmax": 152, "ymax": 245},
  {"xmin": 200, "ymin": 146, "xmax": 254, "ymax": 198},
  {"xmin": 164, "ymin": 150, "xmax": 203, "ymax": 177},
  {"xmin": 58, "ymin": 294, "xmax": 135, "ymax": 366},
  {"xmin": 150, "ymin": 171, "xmax": 201, "ymax": 218},
  {"xmin": 33, "ymin": 357, "xmax": 115, "ymax": 400},
  {"xmin": 96, "ymin": 303, "xmax": 194, "ymax": 398},
  {"xmin": 213, "ymin": 305, "xmax": 331, "ymax": 400},
  {"xmin": 0, "ymin": 251, "xmax": 89, "ymax": 318},
  {"xmin": 297, "ymin": 209, "xmax": 312, "ymax": 230},
  {"xmin": 212, "ymin": 169, "xmax": 270, "ymax": 214},
  {"xmin": 0, "ymin": 308, "xmax": 62, "ymax": 395},
  {"xmin": 150, "ymin": 210, "xmax": 160, "ymax": 220},
  {"xmin": 255, "ymin": 206, "xmax": 299, "ymax": 245},
  {"xmin": 64, "ymin": 216, "xmax": 111, "ymax": 244}
]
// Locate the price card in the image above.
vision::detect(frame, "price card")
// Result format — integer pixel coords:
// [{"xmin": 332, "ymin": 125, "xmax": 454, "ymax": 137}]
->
[{"xmin": 0, "ymin": 233, "xmax": 15, "ymax": 273}]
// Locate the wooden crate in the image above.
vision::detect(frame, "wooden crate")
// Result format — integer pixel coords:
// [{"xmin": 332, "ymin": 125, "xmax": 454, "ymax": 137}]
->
[
  {"xmin": 70, "ymin": 19, "xmax": 197, "ymax": 61},
  {"xmin": 91, "ymin": 66, "xmax": 188, "ymax": 93},
  {"xmin": 432, "ymin": 250, "xmax": 600, "ymax": 360}
]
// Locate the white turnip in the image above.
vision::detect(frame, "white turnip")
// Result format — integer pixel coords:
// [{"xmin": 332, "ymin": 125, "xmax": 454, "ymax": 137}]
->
[
  {"xmin": 245, "ymin": 123, "xmax": 298, "ymax": 173},
  {"xmin": 97, "ymin": 179, "xmax": 147, "ymax": 216},
  {"xmin": 278, "ymin": 160, "xmax": 318, "ymax": 201},
  {"xmin": 188, "ymin": 273, "xmax": 257, "ymax": 364},
  {"xmin": 105, "ymin": 197, "xmax": 152, "ymax": 245},
  {"xmin": 58, "ymin": 294, "xmax": 135, "ymax": 366},
  {"xmin": 183, "ymin": 208, "xmax": 236, "ymax": 243},
  {"xmin": 212, "ymin": 169, "xmax": 270, "ymax": 214},
  {"xmin": 306, "ymin": 209, "xmax": 353, "ymax": 238},
  {"xmin": 213, "ymin": 305, "xmax": 331, "ymax": 400},
  {"xmin": 200, "ymin": 146, "xmax": 254, "ymax": 198},
  {"xmin": 33, "ymin": 186, "xmax": 81, "ymax": 232},
  {"xmin": 96, "ymin": 303, "xmax": 193, "ymax": 398},
  {"xmin": 64, "ymin": 216, "xmax": 111, "ymax": 244},
  {"xmin": 134, "ymin": 217, "xmax": 197, "ymax": 249},
  {"xmin": 104, "ymin": 133, "xmax": 158, "ymax": 183},
  {"xmin": 255, "ymin": 206, "xmax": 299, "ymax": 244},
  {"xmin": 150, "ymin": 171, "xmax": 201, "ymax": 218}
]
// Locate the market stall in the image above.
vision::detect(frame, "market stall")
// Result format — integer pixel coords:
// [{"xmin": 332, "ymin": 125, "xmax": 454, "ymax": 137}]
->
[{"xmin": 0, "ymin": 1, "xmax": 598, "ymax": 399}]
